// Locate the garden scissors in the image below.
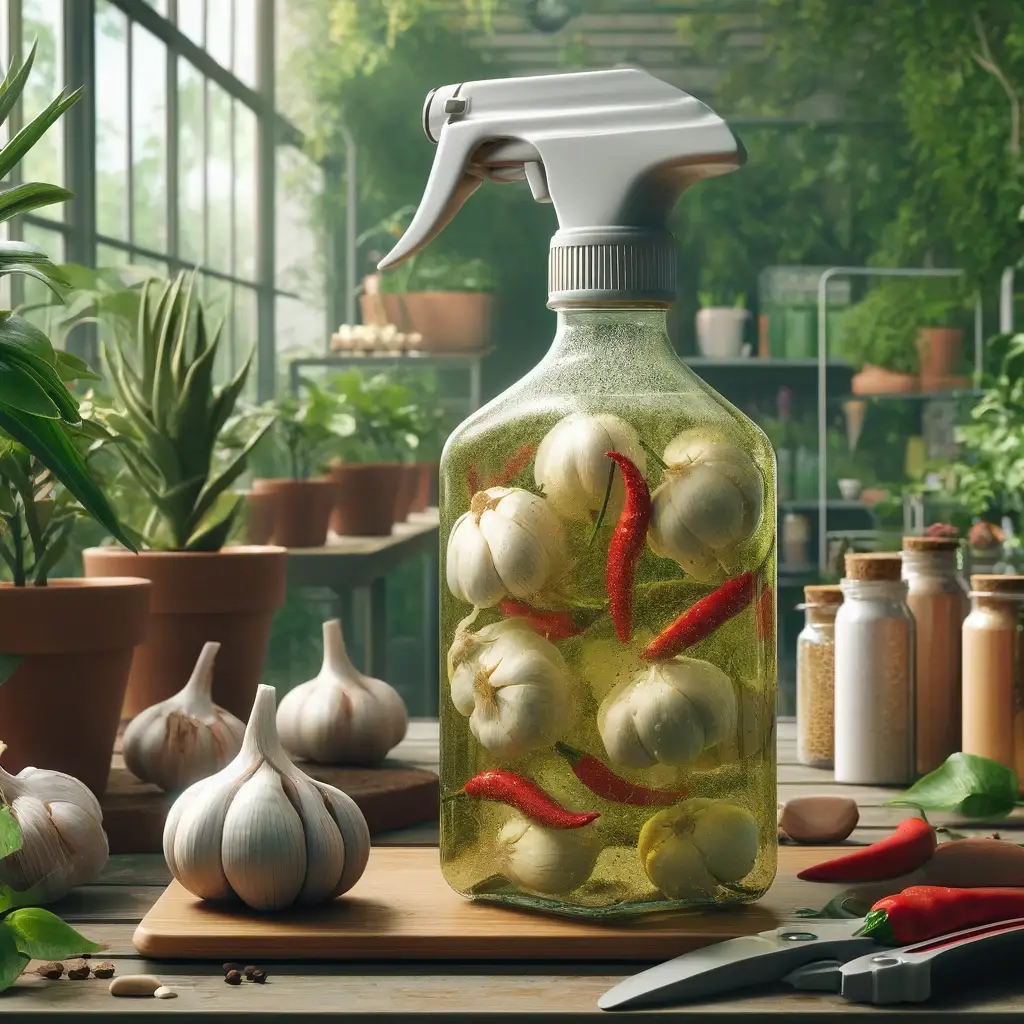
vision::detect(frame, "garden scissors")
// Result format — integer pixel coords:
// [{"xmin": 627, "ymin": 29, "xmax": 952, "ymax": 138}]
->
[{"xmin": 599, "ymin": 915, "xmax": 1024, "ymax": 1010}]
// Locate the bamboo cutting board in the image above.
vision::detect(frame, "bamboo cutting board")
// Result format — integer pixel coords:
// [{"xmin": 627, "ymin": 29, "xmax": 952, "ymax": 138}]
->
[{"xmin": 134, "ymin": 846, "xmax": 851, "ymax": 961}]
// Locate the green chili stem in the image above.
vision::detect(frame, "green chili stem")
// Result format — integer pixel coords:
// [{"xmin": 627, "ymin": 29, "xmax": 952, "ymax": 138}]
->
[
  {"xmin": 588, "ymin": 460, "xmax": 617, "ymax": 546},
  {"xmin": 638, "ymin": 437, "xmax": 669, "ymax": 472}
]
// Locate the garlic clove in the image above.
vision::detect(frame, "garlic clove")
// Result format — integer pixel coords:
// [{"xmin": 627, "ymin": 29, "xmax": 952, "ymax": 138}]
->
[
  {"xmin": 47, "ymin": 800, "xmax": 110, "ymax": 885},
  {"xmin": 169, "ymin": 772, "xmax": 242, "ymax": 902},
  {"xmin": 317, "ymin": 782, "xmax": 371, "ymax": 898},
  {"xmin": 280, "ymin": 772, "xmax": 345, "ymax": 906},
  {"xmin": 16, "ymin": 767, "xmax": 104, "ymax": 821},
  {"xmin": 446, "ymin": 512, "xmax": 506, "ymax": 607},
  {"xmin": 478, "ymin": 514, "xmax": 555, "ymax": 600},
  {"xmin": 498, "ymin": 815, "xmax": 600, "ymax": 895},
  {"xmin": 689, "ymin": 802, "xmax": 759, "ymax": 882},
  {"xmin": 642, "ymin": 824, "xmax": 719, "ymax": 899}
]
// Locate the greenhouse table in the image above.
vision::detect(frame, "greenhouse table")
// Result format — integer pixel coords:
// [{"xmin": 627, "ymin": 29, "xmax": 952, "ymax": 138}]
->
[{"xmin": 12, "ymin": 721, "xmax": 1024, "ymax": 1020}]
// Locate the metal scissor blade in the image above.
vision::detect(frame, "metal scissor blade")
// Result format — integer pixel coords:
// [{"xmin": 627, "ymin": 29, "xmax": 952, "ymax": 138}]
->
[{"xmin": 598, "ymin": 921, "xmax": 878, "ymax": 1011}]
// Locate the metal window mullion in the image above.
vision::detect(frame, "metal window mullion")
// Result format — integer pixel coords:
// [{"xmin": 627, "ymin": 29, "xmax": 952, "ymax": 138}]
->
[
  {"xmin": 166, "ymin": 0, "xmax": 178, "ymax": 262},
  {"xmin": 8, "ymin": 0, "xmax": 23, "ymax": 312},
  {"xmin": 254, "ymin": 0, "xmax": 274, "ymax": 400},
  {"xmin": 126, "ymin": 12, "xmax": 134, "ymax": 248}
]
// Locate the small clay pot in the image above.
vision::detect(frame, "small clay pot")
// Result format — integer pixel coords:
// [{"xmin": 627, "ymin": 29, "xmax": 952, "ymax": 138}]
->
[
  {"xmin": 0, "ymin": 578, "xmax": 152, "ymax": 794},
  {"xmin": 82, "ymin": 546, "xmax": 287, "ymax": 720},
  {"xmin": 251, "ymin": 478, "xmax": 334, "ymax": 548},
  {"xmin": 393, "ymin": 465, "xmax": 419, "ymax": 524},
  {"xmin": 244, "ymin": 490, "xmax": 276, "ymax": 545},
  {"xmin": 412, "ymin": 461, "xmax": 438, "ymax": 513},
  {"xmin": 916, "ymin": 327, "xmax": 964, "ymax": 391},
  {"xmin": 328, "ymin": 463, "xmax": 405, "ymax": 537},
  {"xmin": 852, "ymin": 364, "xmax": 919, "ymax": 396}
]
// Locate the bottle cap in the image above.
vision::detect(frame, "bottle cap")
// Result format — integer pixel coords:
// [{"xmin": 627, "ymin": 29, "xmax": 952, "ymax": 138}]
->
[
  {"xmin": 970, "ymin": 574, "xmax": 1024, "ymax": 594},
  {"xmin": 903, "ymin": 536, "xmax": 959, "ymax": 552},
  {"xmin": 844, "ymin": 552, "xmax": 902, "ymax": 582},
  {"xmin": 804, "ymin": 584, "xmax": 843, "ymax": 605}
]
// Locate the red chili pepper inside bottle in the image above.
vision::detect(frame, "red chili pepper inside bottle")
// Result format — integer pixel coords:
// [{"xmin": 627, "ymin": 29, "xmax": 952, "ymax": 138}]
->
[{"xmin": 459, "ymin": 769, "xmax": 599, "ymax": 829}]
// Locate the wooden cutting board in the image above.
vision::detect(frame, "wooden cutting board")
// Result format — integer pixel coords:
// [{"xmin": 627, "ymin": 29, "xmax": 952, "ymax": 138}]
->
[
  {"xmin": 101, "ymin": 762, "xmax": 438, "ymax": 854},
  {"xmin": 134, "ymin": 845, "xmax": 850, "ymax": 961}
]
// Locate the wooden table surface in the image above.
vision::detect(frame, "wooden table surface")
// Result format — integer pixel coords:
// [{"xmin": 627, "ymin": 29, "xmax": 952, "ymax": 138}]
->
[{"xmin": 10, "ymin": 720, "xmax": 1024, "ymax": 1020}]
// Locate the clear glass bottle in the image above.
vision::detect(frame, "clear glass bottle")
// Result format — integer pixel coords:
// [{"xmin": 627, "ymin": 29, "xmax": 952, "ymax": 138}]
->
[
  {"xmin": 962, "ymin": 574, "xmax": 1024, "ymax": 788},
  {"xmin": 833, "ymin": 552, "xmax": 915, "ymax": 785},
  {"xmin": 439, "ymin": 310, "xmax": 777, "ymax": 916},
  {"xmin": 902, "ymin": 536, "xmax": 969, "ymax": 775},
  {"xmin": 796, "ymin": 585, "xmax": 842, "ymax": 768}
]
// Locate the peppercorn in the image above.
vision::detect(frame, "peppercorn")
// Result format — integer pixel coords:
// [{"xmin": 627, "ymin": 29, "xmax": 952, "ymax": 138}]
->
[
  {"xmin": 225, "ymin": 970, "xmax": 243, "ymax": 985},
  {"xmin": 251, "ymin": 970, "xmax": 267, "ymax": 984},
  {"xmin": 243, "ymin": 965, "xmax": 259, "ymax": 979},
  {"xmin": 92, "ymin": 962, "xmax": 116, "ymax": 979},
  {"xmin": 35, "ymin": 962, "xmax": 64, "ymax": 980},
  {"xmin": 223, "ymin": 962, "xmax": 244, "ymax": 974},
  {"xmin": 66, "ymin": 960, "xmax": 91, "ymax": 980}
]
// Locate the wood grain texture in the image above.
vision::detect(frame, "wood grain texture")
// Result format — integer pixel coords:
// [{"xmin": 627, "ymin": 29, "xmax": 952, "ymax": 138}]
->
[{"xmin": 133, "ymin": 846, "xmax": 852, "ymax": 962}]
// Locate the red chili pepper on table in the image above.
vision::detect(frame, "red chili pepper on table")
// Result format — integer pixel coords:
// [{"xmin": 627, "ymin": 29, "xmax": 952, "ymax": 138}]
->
[
  {"xmin": 641, "ymin": 571, "xmax": 757, "ymax": 661},
  {"xmin": 604, "ymin": 452, "xmax": 652, "ymax": 644},
  {"xmin": 555, "ymin": 742, "xmax": 687, "ymax": 806},
  {"xmin": 797, "ymin": 817, "xmax": 937, "ymax": 883},
  {"xmin": 498, "ymin": 599, "xmax": 583, "ymax": 642},
  {"xmin": 859, "ymin": 885, "xmax": 1024, "ymax": 945},
  {"xmin": 459, "ymin": 769, "xmax": 599, "ymax": 829}
]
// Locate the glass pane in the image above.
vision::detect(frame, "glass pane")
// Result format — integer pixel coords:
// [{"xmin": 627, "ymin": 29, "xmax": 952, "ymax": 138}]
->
[
  {"xmin": 0, "ymin": 0, "xmax": 9, "ymax": 148},
  {"xmin": 275, "ymin": 146, "xmax": 326, "ymax": 301},
  {"xmin": 143, "ymin": 0, "xmax": 168, "ymax": 14},
  {"xmin": 206, "ymin": 0, "xmax": 232, "ymax": 73},
  {"xmin": 95, "ymin": 0, "xmax": 129, "ymax": 240},
  {"xmin": 20, "ymin": 221, "xmax": 64, "ymax": 332},
  {"xmin": 177, "ymin": 0, "xmax": 204, "ymax": 47},
  {"xmin": 276, "ymin": 293, "xmax": 325, "ymax": 361},
  {"xmin": 177, "ymin": 61, "xmax": 205, "ymax": 264},
  {"xmin": 234, "ymin": 0, "xmax": 257, "ymax": 87},
  {"xmin": 97, "ymin": 242, "xmax": 129, "ymax": 267},
  {"xmin": 206, "ymin": 80, "xmax": 232, "ymax": 273},
  {"xmin": 235, "ymin": 283, "xmax": 258, "ymax": 399},
  {"xmin": 131, "ymin": 24, "xmax": 167, "ymax": 251},
  {"xmin": 234, "ymin": 100, "xmax": 257, "ymax": 281},
  {"xmin": 202, "ymin": 274, "xmax": 234, "ymax": 382},
  {"xmin": 274, "ymin": 0, "xmax": 303, "ymax": 123},
  {"xmin": 21, "ymin": 0, "xmax": 65, "ymax": 208}
]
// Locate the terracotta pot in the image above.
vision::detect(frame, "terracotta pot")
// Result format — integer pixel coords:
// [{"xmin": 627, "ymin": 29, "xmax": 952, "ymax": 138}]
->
[
  {"xmin": 251, "ymin": 478, "xmax": 334, "ymax": 548},
  {"xmin": 244, "ymin": 490, "xmax": 276, "ymax": 545},
  {"xmin": 328, "ymin": 463, "xmax": 405, "ymax": 537},
  {"xmin": 360, "ymin": 291, "xmax": 493, "ymax": 352},
  {"xmin": 82, "ymin": 546, "xmax": 287, "ymax": 720},
  {"xmin": 393, "ymin": 465, "xmax": 419, "ymax": 523},
  {"xmin": 916, "ymin": 327, "xmax": 964, "ymax": 391},
  {"xmin": 411, "ymin": 461, "xmax": 438, "ymax": 513},
  {"xmin": 851, "ymin": 364, "xmax": 919, "ymax": 396},
  {"xmin": 0, "ymin": 578, "xmax": 151, "ymax": 794}
]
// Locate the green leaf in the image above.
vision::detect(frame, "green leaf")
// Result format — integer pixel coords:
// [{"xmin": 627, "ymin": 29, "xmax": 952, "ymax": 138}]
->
[
  {"xmin": 0, "ymin": 921, "xmax": 28, "ymax": 993},
  {"xmin": 0, "ymin": 806, "xmax": 22, "ymax": 858},
  {"xmin": 0, "ymin": 44, "xmax": 38, "ymax": 132},
  {"xmin": 0, "ymin": 182, "xmax": 72, "ymax": 225},
  {"xmin": 0, "ymin": 85, "xmax": 83, "ymax": 183},
  {"xmin": 793, "ymin": 894, "xmax": 870, "ymax": 919},
  {"xmin": 53, "ymin": 349, "xmax": 101, "ymax": 383},
  {"xmin": 886, "ymin": 752, "xmax": 1020, "ymax": 819},
  {"xmin": 0, "ymin": 358, "xmax": 61, "ymax": 418},
  {"xmin": 3, "ymin": 908, "xmax": 105, "ymax": 960},
  {"xmin": 185, "ymin": 497, "xmax": 241, "ymax": 552}
]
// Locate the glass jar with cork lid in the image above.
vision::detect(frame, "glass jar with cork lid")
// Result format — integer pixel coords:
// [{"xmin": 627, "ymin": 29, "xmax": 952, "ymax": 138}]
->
[
  {"xmin": 796, "ymin": 585, "xmax": 843, "ymax": 768},
  {"xmin": 962, "ymin": 574, "xmax": 1024, "ymax": 788},
  {"xmin": 902, "ymin": 536, "xmax": 969, "ymax": 775},
  {"xmin": 834, "ymin": 552, "xmax": 916, "ymax": 785}
]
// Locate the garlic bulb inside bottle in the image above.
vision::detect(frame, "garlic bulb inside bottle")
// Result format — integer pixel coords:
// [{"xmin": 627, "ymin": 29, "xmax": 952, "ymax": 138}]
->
[
  {"xmin": 638, "ymin": 799, "xmax": 759, "ymax": 899},
  {"xmin": 123, "ymin": 642, "xmax": 245, "ymax": 792},
  {"xmin": 163, "ymin": 684, "xmax": 371, "ymax": 912},
  {"xmin": 598, "ymin": 657, "xmax": 738, "ymax": 768},
  {"xmin": 648, "ymin": 432, "xmax": 764, "ymax": 583},
  {"xmin": 0, "ymin": 759, "xmax": 108, "ymax": 906},
  {"xmin": 498, "ymin": 814, "xmax": 600, "ymax": 895},
  {"xmin": 446, "ymin": 486, "xmax": 567, "ymax": 608},
  {"xmin": 534, "ymin": 412, "xmax": 646, "ymax": 521},
  {"xmin": 277, "ymin": 619, "xmax": 408, "ymax": 765},
  {"xmin": 448, "ymin": 617, "xmax": 572, "ymax": 759}
]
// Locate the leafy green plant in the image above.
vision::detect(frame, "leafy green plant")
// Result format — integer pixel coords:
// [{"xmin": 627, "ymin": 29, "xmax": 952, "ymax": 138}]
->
[
  {"xmin": 324, "ymin": 370, "xmax": 421, "ymax": 463},
  {"xmin": 271, "ymin": 384, "xmax": 356, "ymax": 480},
  {"xmin": 697, "ymin": 289, "xmax": 746, "ymax": 309},
  {"xmin": 97, "ymin": 273, "xmax": 274, "ymax": 550},
  {"xmin": 887, "ymin": 751, "xmax": 1022, "ymax": 819},
  {"xmin": 378, "ymin": 252, "xmax": 497, "ymax": 294}
]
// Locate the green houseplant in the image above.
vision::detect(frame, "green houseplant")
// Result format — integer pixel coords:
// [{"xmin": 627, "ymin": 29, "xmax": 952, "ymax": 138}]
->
[
  {"xmin": 81, "ymin": 273, "xmax": 287, "ymax": 720},
  {"xmin": 0, "ymin": 47, "xmax": 151, "ymax": 794}
]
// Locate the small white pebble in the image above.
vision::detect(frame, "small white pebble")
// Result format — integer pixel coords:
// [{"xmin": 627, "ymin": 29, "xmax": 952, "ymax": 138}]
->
[
  {"xmin": 109, "ymin": 974, "xmax": 163, "ymax": 997},
  {"xmin": 154, "ymin": 986, "xmax": 177, "ymax": 999}
]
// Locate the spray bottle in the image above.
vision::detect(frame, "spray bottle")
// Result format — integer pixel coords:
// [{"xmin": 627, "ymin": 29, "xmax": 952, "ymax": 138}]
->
[{"xmin": 382, "ymin": 69, "xmax": 776, "ymax": 916}]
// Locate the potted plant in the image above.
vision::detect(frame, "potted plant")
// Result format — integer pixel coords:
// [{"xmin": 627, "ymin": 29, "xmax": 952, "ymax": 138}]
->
[
  {"xmin": 81, "ymin": 274, "xmax": 287, "ymax": 720},
  {"xmin": 250, "ymin": 384, "xmax": 356, "ymax": 547},
  {"xmin": 0, "ymin": 48, "xmax": 150, "ymax": 794},
  {"xmin": 912, "ymin": 281, "xmax": 969, "ymax": 392},
  {"xmin": 323, "ymin": 371, "xmax": 422, "ymax": 536},
  {"xmin": 694, "ymin": 287, "xmax": 750, "ymax": 359}
]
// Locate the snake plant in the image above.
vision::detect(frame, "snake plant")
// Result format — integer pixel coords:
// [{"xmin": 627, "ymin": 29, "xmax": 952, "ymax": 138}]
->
[
  {"xmin": 101, "ymin": 272, "xmax": 273, "ymax": 550},
  {"xmin": 0, "ymin": 44, "xmax": 131, "ymax": 561}
]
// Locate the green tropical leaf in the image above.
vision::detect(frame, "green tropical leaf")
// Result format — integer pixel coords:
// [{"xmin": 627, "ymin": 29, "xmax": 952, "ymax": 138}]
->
[
  {"xmin": 185, "ymin": 497, "xmax": 242, "ymax": 552},
  {"xmin": 0, "ymin": 43, "xmax": 37, "ymax": 131},
  {"xmin": 0, "ymin": 921, "xmax": 28, "ymax": 993},
  {"xmin": 0, "ymin": 358, "xmax": 62, "ymax": 418},
  {"xmin": 0, "ymin": 805, "xmax": 22, "ymax": 858},
  {"xmin": 53, "ymin": 349, "xmax": 101, "ymax": 383},
  {"xmin": 0, "ymin": 85, "xmax": 83, "ymax": 183},
  {"xmin": 0, "ymin": 182, "xmax": 72, "ymax": 224},
  {"xmin": 3, "ymin": 908, "xmax": 105, "ymax": 960}
]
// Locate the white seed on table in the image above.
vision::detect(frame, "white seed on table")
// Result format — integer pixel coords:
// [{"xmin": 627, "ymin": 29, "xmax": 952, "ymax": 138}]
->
[
  {"xmin": 154, "ymin": 986, "xmax": 177, "ymax": 999},
  {"xmin": 109, "ymin": 974, "xmax": 163, "ymax": 997}
]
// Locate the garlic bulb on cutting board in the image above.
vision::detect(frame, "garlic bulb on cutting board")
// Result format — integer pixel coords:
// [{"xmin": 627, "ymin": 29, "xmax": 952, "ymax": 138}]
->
[
  {"xmin": 448, "ymin": 618, "xmax": 571, "ymax": 759},
  {"xmin": 648, "ymin": 432, "xmax": 764, "ymax": 583},
  {"xmin": 498, "ymin": 814, "xmax": 600, "ymax": 895},
  {"xmin": 0, "ymin": 759, "xmax": 108, "ymax": 906},
  {"xmin": 639, "ymin": 799, "xmax": 759, "ymax": 900},
  {"xmin": 534, "ymin": 412, "xmax": 646, "ymax": 521},
  {"xmin": 277, "ymin": 619, "xmax": 407, "ymax": 765},
  {"xmin": 598, "ymin": 657, "xmax": 738, "ymax": 769},
  {"xmin": 163, "ymin": 684, "xmax": 370, "ymax": 912},
  {"xmin": 123, "ymin": 642, "xmax": 245, "ymax": 792},
  {"xmin": 446, "ymin": 486, "xmax": 567, "ymax": 607}
]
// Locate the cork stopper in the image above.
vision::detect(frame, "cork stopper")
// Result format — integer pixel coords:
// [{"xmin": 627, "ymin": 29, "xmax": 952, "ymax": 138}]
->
[
  {"xmin": 804, "ymin": 584, "xmax": 843, "ymax": 606},
  {"xmin": 903, "ymin": 536, "xmax": 959, "ymax": 552},
  {"xmin": 844, "ymin": 552, "xmax": 903, "ymax": 581},
  {"xmin": 970, "ymin": 574, "xmax": 1024, "ymax": 595}
]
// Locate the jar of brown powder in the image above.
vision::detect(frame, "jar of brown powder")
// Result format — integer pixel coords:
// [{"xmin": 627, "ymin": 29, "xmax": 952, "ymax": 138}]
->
[{"xmin": 796, "ymin": 584, "xmax": 843, "ymax": 768}]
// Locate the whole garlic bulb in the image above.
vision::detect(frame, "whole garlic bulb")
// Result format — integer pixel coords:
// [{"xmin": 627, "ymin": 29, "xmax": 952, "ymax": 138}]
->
[
  {"xmin": 498, "ymin": 814, "xmax": 600, "ymax": 895},
  {"xmin": 448, "ymin": 618, "xmax": 571, "ymax": 759},
  {"xmin": 163, "ymin": 684, "xmax": 371, "ymax": 912},
  {"xmin": 598, "ymin": 657, "xmax": 738, "ymax": 768},
  {"xmin": 648, "ymin": 432, "xmax": 764, "ymax": 583},
  {"xmin": 277, "ymin": 619, "xmax": 408, "ymax": 765},
  {"xmin": 0, "ymin": 761, "xmax": 108, "ymax": 906},
  {"xmin": 446, "ymin": 486, "xmax": 567, "ymax": 608},
  {"xmin": 534, "ymin": 413, "xmax": 646, "ymax": 521},
  {"xmin": 638, "ymin": 799, "xmax": 759, "ymax": 899},
  {"xmin": 123, "ymin": 642, "xmax": 245, "ymax": 792}
]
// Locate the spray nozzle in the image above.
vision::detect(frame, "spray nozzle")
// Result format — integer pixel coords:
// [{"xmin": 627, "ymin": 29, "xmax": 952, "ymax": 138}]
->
[{"xmin": 379, "ymin": 68, "xmax": 745, "ymax": 307}]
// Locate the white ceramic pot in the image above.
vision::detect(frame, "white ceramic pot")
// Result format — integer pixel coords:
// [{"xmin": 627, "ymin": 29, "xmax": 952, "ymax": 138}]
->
[{"xmin": 695, "ymin": 307, "xmax": 750, "ymax": 359}]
